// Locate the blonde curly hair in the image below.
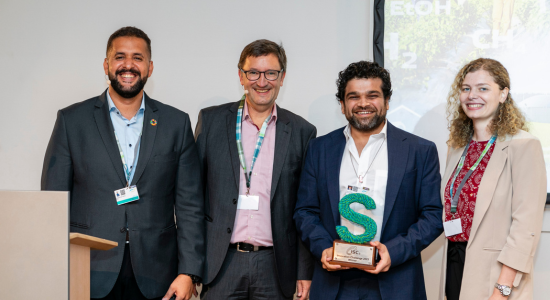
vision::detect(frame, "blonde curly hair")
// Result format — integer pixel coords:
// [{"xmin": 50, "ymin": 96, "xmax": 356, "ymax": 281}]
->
[{"xmin": 446, "ymin": 58, "xmax": 527, "ymax": 148}]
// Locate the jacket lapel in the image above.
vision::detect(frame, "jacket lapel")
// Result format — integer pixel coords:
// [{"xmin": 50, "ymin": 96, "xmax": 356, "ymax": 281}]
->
[
  {"xmin": 270, "ymin": 106, "xmax": 291, "ymax": 201},
  {"xmin": 130, "ymin": 93, "xmax": 158, "ymax": 186},
  {"xmin": 381, "ymin": 122, "xmax": 409, "ymax": 236},
  {"xmin": 226, "ymin": 101, "xmax": 241, "ymax": 190},
  {"xmin": 326, "ymin": 127, "xmax": 347, "ymax": 225},
  {"xmin": 467, "ymin": 141, "xmax": 508, "ymax": 248},
  {"xmin": 93, "ymin": 89, "xmax": 126, "ymax": 186}
]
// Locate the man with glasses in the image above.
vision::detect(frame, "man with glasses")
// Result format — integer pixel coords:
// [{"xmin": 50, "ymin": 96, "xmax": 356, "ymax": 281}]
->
[{"xmin": 195, "ymin": 39, "xmax": 316, "ymax": 300}]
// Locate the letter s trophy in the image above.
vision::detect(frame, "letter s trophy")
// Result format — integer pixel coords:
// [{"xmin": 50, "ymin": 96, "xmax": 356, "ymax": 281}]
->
[{"xmin": 329, "ymin": 193, "xmax": 378, "ymax": 270}]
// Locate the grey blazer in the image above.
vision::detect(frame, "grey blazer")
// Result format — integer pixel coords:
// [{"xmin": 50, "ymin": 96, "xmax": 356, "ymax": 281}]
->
[
  {"xmin": 194, "ymin": 100, "xmax": 316, "ymax": 298},
  {"xmin": 41, "ymin": 90, "xmax": 205, "ymax": 299}
]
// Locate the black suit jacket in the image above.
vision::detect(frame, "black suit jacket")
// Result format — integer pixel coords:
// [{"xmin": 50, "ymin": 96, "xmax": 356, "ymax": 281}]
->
[
  {"xmin": 194, "ymin": 100, "xmax": 316, "ymax": 297},
  {"xmin": 41, "ymin": 90, "xmax": 205, "ymax": 299}
]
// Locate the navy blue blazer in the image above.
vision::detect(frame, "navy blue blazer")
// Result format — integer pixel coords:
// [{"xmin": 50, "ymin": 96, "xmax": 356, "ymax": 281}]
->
[{"xmin": 294, "ymin": 122, "xmax": 443, "ymax": 300}]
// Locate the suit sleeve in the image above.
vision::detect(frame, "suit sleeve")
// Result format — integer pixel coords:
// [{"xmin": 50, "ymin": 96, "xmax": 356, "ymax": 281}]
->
[
  {"xmin": 384, "ymin": 143, "xmax": 444, "ymax": 267},
  {"xmin": 296, "ymin": 126, "xmax": 317, "ymax": 280},
  {"xmin": 41, "ymin": 110, "xmax": 73, "ymax": 191},
  {"xmin": 294, "ymin": 139, "xmax": 334, "ymax": 261},
  {"xmin": 175, "ymin": 113, "xmax": 206, "ymax": 277},
  {"xmin": 194, "ymin": 110, "xmax": 210, "ymax": 222},
  {"xmin": 497, "ymin": 138, "xmax": 547, "ymax": 286}
]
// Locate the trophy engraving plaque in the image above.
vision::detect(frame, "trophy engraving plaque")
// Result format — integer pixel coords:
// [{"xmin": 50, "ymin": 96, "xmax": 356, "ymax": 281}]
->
[{"xmin": 329, "ymin": 193, "xmax": 378, "ymax": 270}]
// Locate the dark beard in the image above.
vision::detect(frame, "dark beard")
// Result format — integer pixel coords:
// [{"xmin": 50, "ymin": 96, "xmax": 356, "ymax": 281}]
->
[
  {"xmin": 346, "ymin": 109, "xmax": 386, "ymax": 133},
  {"xmin": 109, "ymin": 69, "xmax": 148, "ymax": 99}
]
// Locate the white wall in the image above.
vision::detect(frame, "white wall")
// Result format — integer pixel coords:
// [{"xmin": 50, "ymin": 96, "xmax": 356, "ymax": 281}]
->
[
  {"xmin": 0, "ymin": 0, "xmax": 370, "ymax": 191},
  {"xmin": 1, "ymin": 1, "xmax": 548, "ymax": 299}
]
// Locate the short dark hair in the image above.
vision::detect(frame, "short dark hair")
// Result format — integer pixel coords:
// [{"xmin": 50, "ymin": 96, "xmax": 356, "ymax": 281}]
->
[
  {"xmin": 336, "ymin": 61, "xmax": 392, "ymax": 102},
  {"xmin": 238, "ymin": 39, "xmax": 287, "ymax": 72},
  {"xmin": 106, "ymin": 26, "xmax": 152, "ymax": 58}
]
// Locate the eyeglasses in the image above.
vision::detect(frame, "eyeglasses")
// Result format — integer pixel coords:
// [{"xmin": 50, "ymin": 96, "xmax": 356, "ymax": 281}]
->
[{"xmin": 240, "ymin": 69, "xmax": 284, "ymax": 81}]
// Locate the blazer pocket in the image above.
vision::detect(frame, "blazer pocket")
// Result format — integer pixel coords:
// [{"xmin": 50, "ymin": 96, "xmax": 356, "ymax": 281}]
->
[
  {"xmin": 403, "ymin": 168, "xmax": 417, "ymax": 177},
  {"xmin": 161, "ymin": 223, "xmax": 177, "ymax": 232},
  {"xmin": 70, "ymin": 221, "xmax": 90, "ymax": 229},
  {"xmin": 154, "ymin": 152, "xmax": 178, "ymax": 162},
  {"xmin": 483, "ymin": 247, "xmax": 502, "ymax": 252}
]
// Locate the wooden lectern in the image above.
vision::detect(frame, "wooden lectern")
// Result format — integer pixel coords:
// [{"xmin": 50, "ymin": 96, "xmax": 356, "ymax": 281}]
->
[
  {"xmin": 70, "ymin": 233, "xmax": 117, "ymax": 300},
  {"xmin": 0, "ymin": 191, "xmax": 117, "ymax": 300}
]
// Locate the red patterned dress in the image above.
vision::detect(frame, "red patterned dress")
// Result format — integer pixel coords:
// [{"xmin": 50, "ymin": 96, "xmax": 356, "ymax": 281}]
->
[{"xmin": 444, "ymin": 140, "xmax": 496, "ymax": 242}]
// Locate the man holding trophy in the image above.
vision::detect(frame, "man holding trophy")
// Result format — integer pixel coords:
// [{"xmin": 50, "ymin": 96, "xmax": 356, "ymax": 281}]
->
[{"xmin": 294, "ymin": 61, "xmax": 443, "ymax": 300}]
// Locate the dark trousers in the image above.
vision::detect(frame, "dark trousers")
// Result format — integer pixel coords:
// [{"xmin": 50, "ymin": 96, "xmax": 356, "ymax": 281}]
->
[
  {"xmin": 201, "ymin": 248, "xmax": 291, "ymax": 300},
  {"xmin": 92, "ymin": 244, "xmax": 162, "ymax": 300},
  {"xmin": 336, "ymin": 276, "xmax": 382, "ymax": 300},
  {"xmin": 445, "ymin": 241, "xmax": 467, "ymax": 300}
]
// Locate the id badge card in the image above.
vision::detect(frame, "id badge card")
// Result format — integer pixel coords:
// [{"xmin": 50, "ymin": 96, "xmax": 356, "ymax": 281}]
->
[
  {"xmin": 237, "ymin": 195, "xmax": 259, "ymax": 210},
  {"xmin": 443, "ymin": 218, "xmax": 462, "ymax": 237},
  {"xmin": 114, "ymin": 185, "xmax": 140, "ymax": 205},
  {"xmin": 346, "ymin": 185, "xmax": 369, "ymax": 194}
]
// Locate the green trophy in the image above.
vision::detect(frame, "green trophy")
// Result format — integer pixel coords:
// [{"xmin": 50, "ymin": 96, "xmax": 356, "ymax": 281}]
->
[{"xmin": 329, "ymin": 193, "xmax": 378, "ymax": 270}]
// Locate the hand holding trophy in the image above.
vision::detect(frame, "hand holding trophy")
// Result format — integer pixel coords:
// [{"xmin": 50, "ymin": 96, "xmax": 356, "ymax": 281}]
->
[{"xmin": 329, "ymin": 193, "xmax": 378, "ymax": 270}]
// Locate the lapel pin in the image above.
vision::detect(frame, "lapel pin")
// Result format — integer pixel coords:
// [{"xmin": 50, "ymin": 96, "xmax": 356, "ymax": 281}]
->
[{"xmin": 150, "ymin": 119, "xmax": 157, "ymax": 126}]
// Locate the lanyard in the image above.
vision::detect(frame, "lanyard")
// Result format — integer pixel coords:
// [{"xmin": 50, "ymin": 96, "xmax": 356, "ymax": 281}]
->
[
  {"xmin": 236, "ymin": 95, "xmax": 272, "ymax": 195},
  {"xmin": 449, "ymin": 135, "xmax": 496, "ymax": 214},
  {"xmin": 114, "ymin": 131, "xmax": 142, "ymax": 187}
]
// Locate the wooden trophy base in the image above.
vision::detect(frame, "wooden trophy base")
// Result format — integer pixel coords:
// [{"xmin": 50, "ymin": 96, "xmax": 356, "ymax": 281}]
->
[{"xmin": 329, "ymin": 239, "xmax": 377, "ymax": 270}]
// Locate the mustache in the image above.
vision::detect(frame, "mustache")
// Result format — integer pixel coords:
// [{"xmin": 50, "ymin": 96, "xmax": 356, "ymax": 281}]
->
[{"xmin": 115, "ymin": 68, "xmax": 140, "ymax": 77}]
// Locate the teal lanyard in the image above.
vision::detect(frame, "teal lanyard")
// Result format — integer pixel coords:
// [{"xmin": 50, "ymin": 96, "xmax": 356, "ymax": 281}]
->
[
  {"xmin": 449, "ymin": 135, "xmax": 496, "ymax": 214},
  {"xmin": 236, "ymin": 95, "xmax": 272, "ymax": 195},
  {"xmin": 114, "ymin": 131, "xmax": 142, "ymax": 186}
]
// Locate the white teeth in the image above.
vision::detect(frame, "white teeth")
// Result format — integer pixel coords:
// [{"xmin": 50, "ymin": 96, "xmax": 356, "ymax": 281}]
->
[
  {"xmin": 255, "ymin": 89, "xmax": 268, "ymax": 92},
  {"xmin": 468, "ymin": 104, "xmax": 483, "ymax": 108},
  {"xmin": 356, "ymin": 112, "xmax": 373, "ymax": 115},
  {"xmin": 121, "ymin": 74, "xmax": 135, "ymax": 78}
]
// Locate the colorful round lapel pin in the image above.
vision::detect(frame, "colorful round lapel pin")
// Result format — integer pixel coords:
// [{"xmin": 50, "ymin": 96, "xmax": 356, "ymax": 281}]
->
[{"xmin": 150, "ymin": 119, "xmax": 157, "ymax": 126}]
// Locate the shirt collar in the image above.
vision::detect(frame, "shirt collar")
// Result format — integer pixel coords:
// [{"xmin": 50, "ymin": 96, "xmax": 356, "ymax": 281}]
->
[
  {"xmin": 243, "ymin": 100, "xmax": 278, "ymax": 124},
  {"xmin": 343, "ymin": 120, "xmax": 388, "ymax": 141},
  {"xmin": 107, "ymin": 89, "xmax": 146, "ymax": 115}
]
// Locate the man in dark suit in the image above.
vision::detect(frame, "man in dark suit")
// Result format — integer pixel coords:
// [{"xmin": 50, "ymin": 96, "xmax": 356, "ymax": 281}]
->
[
  {"xmin": 195, "ymin": 39, "xmax": 316, "ymax": 300},
  {"xmin": 294, "ymin": 61, "xmax": 443, "ymax": 300},
  {"xmin": 41, "ymin": 27, "xmax": 204, "ymax": 300}
]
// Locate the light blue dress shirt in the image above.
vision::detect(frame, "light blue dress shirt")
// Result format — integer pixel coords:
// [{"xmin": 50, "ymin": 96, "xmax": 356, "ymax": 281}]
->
[{"xmin": 107, "ymin": 90, "xmax": 145, "ymax": 185}]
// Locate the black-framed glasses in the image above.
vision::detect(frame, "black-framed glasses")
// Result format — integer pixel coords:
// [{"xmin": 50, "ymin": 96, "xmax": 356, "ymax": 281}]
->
[{"xmin": 240, "ymin": 69, "xmax": 284, "ymax": 81}]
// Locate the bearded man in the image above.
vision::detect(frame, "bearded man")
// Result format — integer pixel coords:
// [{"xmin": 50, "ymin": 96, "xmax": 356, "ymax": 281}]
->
[
  {"xmin": 42, "ymin": 26, "xmax": 204, "ymax": 300},
  {"xmin": 293, "ymin": 61, "xmax": 443, "ymax": 300}
]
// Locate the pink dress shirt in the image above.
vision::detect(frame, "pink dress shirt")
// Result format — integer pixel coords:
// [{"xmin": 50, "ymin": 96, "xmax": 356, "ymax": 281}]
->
[{"xmin": 230, "ymin": 100, "xmax": 277, "ymax": 246}]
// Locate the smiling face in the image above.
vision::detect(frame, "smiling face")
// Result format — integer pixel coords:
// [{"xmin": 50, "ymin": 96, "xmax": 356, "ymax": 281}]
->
[
  {"xmin": 239, "ymin": 53, "xmax": 285, "ymax": 110},
  {"xmin": 340, "ymin": 78, "xmax": 389, "ymax": 133},
  {"xmin": 460, "ymin": 69, "xmax": 508, "ymax": 124},
  {"xmin": 103, "ymin": 36, "xmax": 153, "ymax": 99}
]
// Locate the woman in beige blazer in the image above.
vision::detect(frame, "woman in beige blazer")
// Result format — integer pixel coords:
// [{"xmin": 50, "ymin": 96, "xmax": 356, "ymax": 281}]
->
[{"xmin": 440, "ymin": 58, "xmax": 547, "ymax": 300}]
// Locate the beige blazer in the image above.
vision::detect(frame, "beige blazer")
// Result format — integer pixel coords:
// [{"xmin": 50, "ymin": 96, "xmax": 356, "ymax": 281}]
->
[{"xmin": 438, "ymin": 130, "xmax": 547, "ymax": 300}]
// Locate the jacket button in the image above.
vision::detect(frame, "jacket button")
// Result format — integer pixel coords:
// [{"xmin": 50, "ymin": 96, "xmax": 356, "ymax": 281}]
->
[
  {"xmin": 120, "ymin": 227, "xmax": 126, "ymax": 233},
  {"xmin": 233, "ymin": 199, "xmax": 237, "ymax": 204},
  {"xmin": 227, "ymin": 228, "xmax": 232, "ymax": 234}
]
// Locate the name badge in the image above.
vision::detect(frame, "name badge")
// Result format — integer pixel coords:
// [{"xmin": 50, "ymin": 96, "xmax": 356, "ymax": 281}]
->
[
  {"xmin": 347, "ymin": 185, "xmax": 369, "ymax": 194},
  {"xmin": 114, "ymin": 185, "xmax": 140, "ymax": 205},
  {"xmin": 443, "ymin": 218, "xmax": 462, "ymax": 237},
  {"xmin": 237, "ymin": 195, "xmax": 259, "ymax": 210}
]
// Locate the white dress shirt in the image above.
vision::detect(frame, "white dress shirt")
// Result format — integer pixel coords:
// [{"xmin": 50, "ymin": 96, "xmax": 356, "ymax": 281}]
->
[{"xmin": 339, "ymin": 122, "xmax": 388, "ymax": 242}]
